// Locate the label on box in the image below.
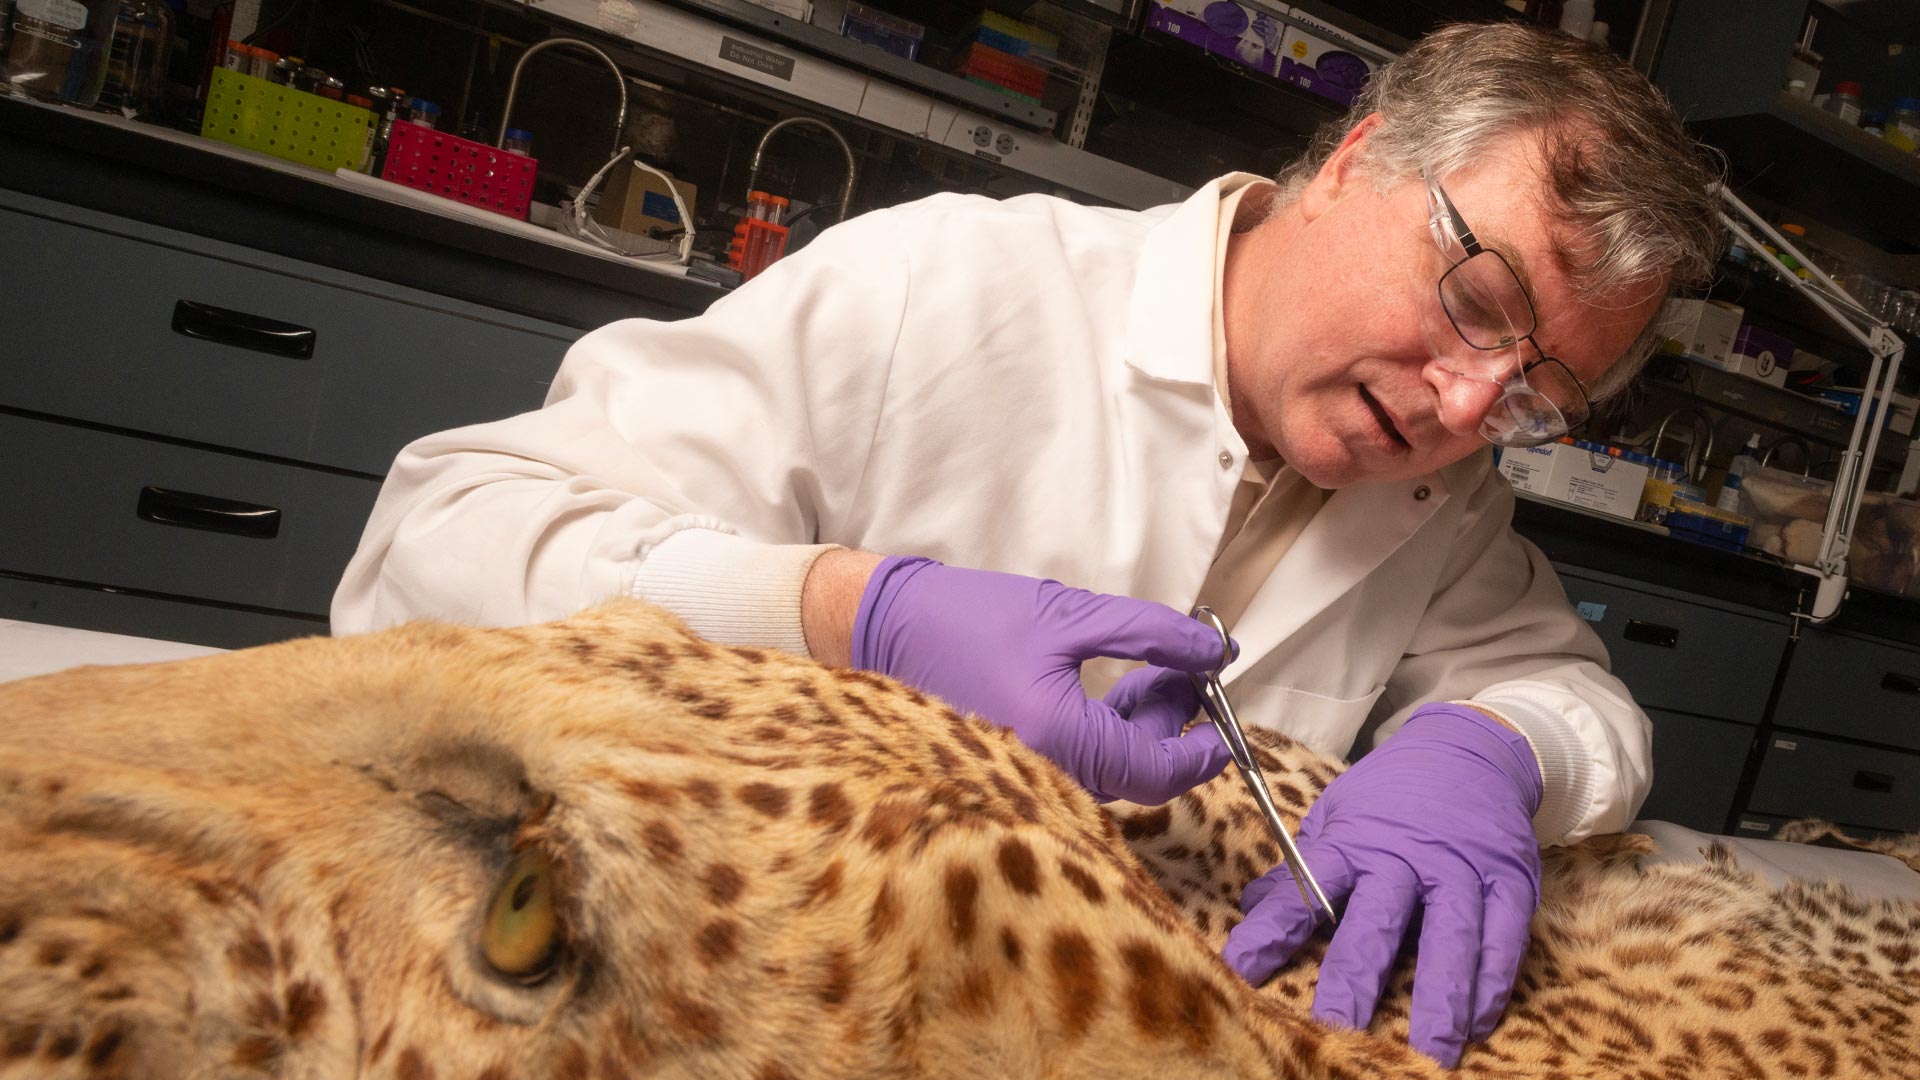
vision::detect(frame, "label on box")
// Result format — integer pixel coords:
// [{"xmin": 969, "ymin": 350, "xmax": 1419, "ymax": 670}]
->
[
  {"xmin": 641, "ymin": 191, "xmax": 681, "ymax": 225},
  {"xmin": 1497, "ymin": 443, "xmax": 1647, "ymax": 519},
  {"xmin": 19, "ymin": 0, "xmax": 89, "ymax": 29}
]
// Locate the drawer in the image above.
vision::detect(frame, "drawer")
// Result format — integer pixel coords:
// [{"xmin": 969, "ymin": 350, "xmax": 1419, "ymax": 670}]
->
[
  {"xmin": 0, "ymin": 413, "xmax": 379, "ymax": 617},
  {"xmin": 1637, "ymin": 708, "xmax": 1754, "ymax": 833},
  {"xmin": 0, "ymin": 574, "xmax": 323, "ymax": 651},
  {"xmin": 1747, "ymin": 733, "xmax": 1920, "ymax": 834},
  {"xmin": 1727, "ymin": 812, "xmax": 1910, "ymax": 844},
  {"xmin": 0, "ymin": 206, "xmax": 574, "ymax": 475},
  {"xmin": 1555, "ymin": 568, "xmax": 1786, "ymax": 723},
  {"xmin": 1774, "ymin": 627, "xmax": 1920, "ymax": 751}
]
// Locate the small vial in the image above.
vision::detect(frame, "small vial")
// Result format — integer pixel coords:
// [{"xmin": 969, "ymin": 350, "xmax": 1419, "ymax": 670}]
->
[
  {"xmin": 248, "ymin": 47, "xmax": 276, "ymax": 80},
  {"xmin": 503, "ymin": 127, "xmax": 533, "ymax": 155},
  {"xmin": 410, "ymin": 98, "xmax": 441, "ymax": 130},
  {"xmin": 221, "ymin": 39, "xmax": 247, "ymax": 72}
]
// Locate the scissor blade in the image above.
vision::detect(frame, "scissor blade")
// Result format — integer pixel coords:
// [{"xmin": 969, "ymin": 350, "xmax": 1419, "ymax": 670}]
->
[{"xmin": 1239, "ymin": 763, "xmax": 1338, "ymax": 927}]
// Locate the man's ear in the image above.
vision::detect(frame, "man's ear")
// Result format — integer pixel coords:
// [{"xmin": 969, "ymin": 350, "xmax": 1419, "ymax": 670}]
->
[{"xmin": 1298, "ymin": 113, "xmax": 1382, "ymax": 223}]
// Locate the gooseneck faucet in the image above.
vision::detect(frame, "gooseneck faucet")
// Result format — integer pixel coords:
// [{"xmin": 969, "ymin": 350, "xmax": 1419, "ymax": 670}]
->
[
  {"xmin": 1652, "ymin": 408, "xmax": 1718, "ymax": 483},
  {"xmin": 746, "ymin": 116, "xmax": 857, "ymax": 224},
  {"xmin": 497, "ymin": 37, "xmax": 629, "ymax": 163}
]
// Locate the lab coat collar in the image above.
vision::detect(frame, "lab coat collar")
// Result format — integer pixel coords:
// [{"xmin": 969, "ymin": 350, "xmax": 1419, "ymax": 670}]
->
[
  {"xmin": 1225, "ymin": 459, "xmax": 1467, "ymax": 671},
  {"xmin": 1124, "ymin": 172, "xmax": 1272, "ymax": 386}
]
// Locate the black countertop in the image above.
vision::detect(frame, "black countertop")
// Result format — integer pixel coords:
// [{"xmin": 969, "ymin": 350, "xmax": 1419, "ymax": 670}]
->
[
  {"xmin": 1514, "ymin": 494, "xmax": 1920, "ymax": 647},
  {"xmin": 0, "ymin": 95, "xmax": 722, "ymax": 331}
]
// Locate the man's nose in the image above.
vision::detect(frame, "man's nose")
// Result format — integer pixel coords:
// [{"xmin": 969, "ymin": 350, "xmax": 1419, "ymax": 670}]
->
[{"xmin": 1426, "ymin": 363, "xmax": 1509, "ymax": 436}]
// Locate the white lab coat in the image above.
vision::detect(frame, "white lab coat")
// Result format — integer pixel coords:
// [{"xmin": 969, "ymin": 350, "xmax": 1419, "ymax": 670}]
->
[{"xmin": 333, "ymin": 177, "xmax": 1651, "ymax": 844}]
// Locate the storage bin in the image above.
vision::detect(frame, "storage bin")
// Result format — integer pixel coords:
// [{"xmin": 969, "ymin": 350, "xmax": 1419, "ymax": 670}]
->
[
  {"xmin": 200, "ymin": 67, "xmax": 373, "ymax": 172},
  {"xmin": 1739, "ymin": 465, "xmax": 1920, "ymax": 594}
]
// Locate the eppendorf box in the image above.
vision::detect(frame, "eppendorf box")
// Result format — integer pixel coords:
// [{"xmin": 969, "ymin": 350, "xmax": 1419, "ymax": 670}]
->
[{"xmin": 1497, "ymin": 441, "xmax": 1650, "ymax": 520}]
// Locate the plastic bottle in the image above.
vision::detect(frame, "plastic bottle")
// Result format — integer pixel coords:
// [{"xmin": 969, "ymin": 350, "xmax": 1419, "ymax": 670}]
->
[
  {"xmin": 1863, "ymin": 111, "xmax": 1887, "ymax": 138},
  {"xmin": 1718, "ymin": 434, "xmax": 1762, "ymax": 513},
  {"xmin": 1886, "ymin": 98, "xmax": 1920, "ymax": 153},
  {"xmin": 503, "ymin": 128, "xmax": 534, "ymax": 155},
  {"xmin": 1557, "ymin": 0, "xmax": 1593, "ymax": 40},
  {"xmin": 1778, "ymin": 223, "xmax": 1814, "ymax": 280},
  {"xmin": 1639, "ymin": 457, "xmax": 1683, "ymax": 525},
  {"xmin": 1821, "ymin": 80, "xmax": 1863, "ymax": 124}
]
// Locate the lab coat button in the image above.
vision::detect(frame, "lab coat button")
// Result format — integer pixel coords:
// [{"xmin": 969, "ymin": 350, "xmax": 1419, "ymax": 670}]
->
[
  {"xmin": 1414, "ymin": 484, "xmax": 1432, "ymax": 501},
  {"xmin": 1218, "ymin": 451, "xmax": 1234, "ymax": 470}
]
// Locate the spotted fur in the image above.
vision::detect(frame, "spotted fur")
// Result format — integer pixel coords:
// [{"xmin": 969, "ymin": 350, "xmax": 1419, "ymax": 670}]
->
[{"xmin": 0, "ymin": 601, "xmax": 1913, "ymax": 1078}]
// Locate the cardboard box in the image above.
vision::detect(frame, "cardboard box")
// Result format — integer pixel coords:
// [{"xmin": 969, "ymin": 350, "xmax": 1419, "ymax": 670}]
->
[
  {"xmin": 594, "ymin": 164, "xmax": 698, "ymax": 240},
  {"xmin": 1497, "ymin": 441, "xmax": 1650, "ymax": 520},
  {"xmin": 1146, "ymin": 0, "xmax": 1286, "ymax": 77},
  {"xmin": 1660, "ymin": 298, "xmax": 1743, "ymax": 367},
  {"xmin": 842, "ymin": 1, "xmax": 923, "ymax": 60},
  {"xmin": 1275, "ymin": 9, "xmax": 1389, "ymax": 107},
  {"xmin": 1889, "ymin": 391, "xmax": 1918, "ymax": 436},
  {"xmin": 1708, "ymin": 323, "xmax": 1793, "ymax": 387}
]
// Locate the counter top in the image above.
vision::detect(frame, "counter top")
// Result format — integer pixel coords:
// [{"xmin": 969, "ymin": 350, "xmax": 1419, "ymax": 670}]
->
[
  {"xmin": 1514, "ymin": 493, "xmax": 1920, "ymax": 647},
  {"xmin": 0, "ymin": 94, "xmax": 723, "ymax": 330}
]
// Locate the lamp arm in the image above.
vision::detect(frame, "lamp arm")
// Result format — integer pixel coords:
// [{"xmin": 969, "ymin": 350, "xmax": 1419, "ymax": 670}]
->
[{"xmin": 1714, "ymin": 185, "xmax": 1907, "ymax": 623}]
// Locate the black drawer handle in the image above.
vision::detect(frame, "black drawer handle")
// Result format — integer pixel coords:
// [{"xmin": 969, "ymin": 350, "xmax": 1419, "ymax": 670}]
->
[
  {"xmin": 1623, "ymin": 619, "xmax": 1680, "ymax": 648},
  {"xmin": 171, "ymin": 300, "xmax": 316, "ymax": 359},
  {"xmin": 1853, "ymin": 770, "xmax": 1895, "ymax": 794},
  {"xmin": 1881, "ymin": 672, "xmax": 1920, "ymax": 695},
  {"xmin": 137, "ymin": 486, "xmax": 281, "ymax": 539}
]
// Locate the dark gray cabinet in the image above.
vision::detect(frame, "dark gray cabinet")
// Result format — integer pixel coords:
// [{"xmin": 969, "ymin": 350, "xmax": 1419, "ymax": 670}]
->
[
  {"xmin": 1748, "ymin": 732, "xmax": 1920, "ymax": 835},
  {"xmin": 1775, "ymin": 626, "xmax": 1920, "ymax": 752},
  {"xmin": 1553, "ymin": 564, "xmax": 1789, "ymax": 833},
  {"xmin": 0, "ymin": 188, "xmax": 583, "ymax": 647},
  {"xmin": 1637, "ymin": 707, "xmax": 1757, "ymax": 833},
  {"xmin": 1556, "ymin": 566, "xmax": 1788, "ymax": 724}
]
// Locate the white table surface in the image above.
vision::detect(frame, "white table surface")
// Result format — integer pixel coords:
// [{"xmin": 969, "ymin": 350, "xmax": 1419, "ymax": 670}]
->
[{"xmin": 0, "ymin": 618, "xmax": 222, "ymax": 683}]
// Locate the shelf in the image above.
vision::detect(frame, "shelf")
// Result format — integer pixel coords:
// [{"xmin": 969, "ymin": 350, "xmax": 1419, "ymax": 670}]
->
[
  {"xmin": 1708, "ymin": 259, "xmax": 1878, "ymax": 368},
  {"xmin": 1640, "ymin": 355, "xmax": 1910, "ymax": 469},
  {"xmin": 655, "ymin": 0, "xmax": 1058, "ymax": 129},
  {"xmin": 1693, "ymin": 93, "xmax": 1920, "ymax": 254},
  {"xmin": 530, "ymin": 0, "xmax": 1187, "ymax": 208}
]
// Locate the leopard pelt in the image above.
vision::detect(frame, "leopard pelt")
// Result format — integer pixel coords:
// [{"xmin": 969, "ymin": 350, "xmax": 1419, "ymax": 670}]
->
[{"xmin": 0, "ymin": 601, "xmax": 1914, "ymax": 1078}]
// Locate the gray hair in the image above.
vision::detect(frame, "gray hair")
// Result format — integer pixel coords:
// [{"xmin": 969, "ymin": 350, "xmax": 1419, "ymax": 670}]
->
[{"xmin": 1273, "ymin": 22, "xmax": 1726, "ymax": 402}]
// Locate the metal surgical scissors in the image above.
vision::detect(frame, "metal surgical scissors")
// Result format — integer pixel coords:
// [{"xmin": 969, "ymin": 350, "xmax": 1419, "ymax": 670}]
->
[{"xmin": 1187, "ymin": 605, "xmax": 1338, "ymax": 927}]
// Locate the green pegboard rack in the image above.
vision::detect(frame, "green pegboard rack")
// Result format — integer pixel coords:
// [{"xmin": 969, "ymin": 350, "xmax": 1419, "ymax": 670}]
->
[{"xmin": 200, "ymin": 68, "xmax": 373, "ymax": 172}]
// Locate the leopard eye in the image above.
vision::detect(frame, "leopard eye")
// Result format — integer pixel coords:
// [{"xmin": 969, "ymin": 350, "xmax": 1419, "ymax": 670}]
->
[{"xmin": 482, "ymin": 849, "xmax": 561, "ymax": 983}]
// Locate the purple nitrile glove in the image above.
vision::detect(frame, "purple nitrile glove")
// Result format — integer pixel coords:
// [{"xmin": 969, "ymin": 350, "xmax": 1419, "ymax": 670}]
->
[
  {"xmin": 1221, "ymin": 703, "xmax": 1544, "ymax": 1068},
  {"xmin": 850, "ymin": 556, "xmax": 1231, "ymax": 805}
]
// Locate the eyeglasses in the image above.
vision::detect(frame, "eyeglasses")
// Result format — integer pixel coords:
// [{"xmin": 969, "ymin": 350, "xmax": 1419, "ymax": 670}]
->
[{"xmin": 1422, "ymin": 172, "xmax": 1591, "ymax": 448}]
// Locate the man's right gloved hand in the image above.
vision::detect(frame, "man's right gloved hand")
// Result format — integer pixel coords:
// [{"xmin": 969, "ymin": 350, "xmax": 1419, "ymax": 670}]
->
[{"xmin": 850, "ymin": 555, "xmax": 1230, "ymax": 804}]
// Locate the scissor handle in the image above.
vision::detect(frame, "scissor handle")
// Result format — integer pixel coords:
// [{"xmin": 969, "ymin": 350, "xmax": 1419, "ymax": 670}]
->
[{"xmin": 1189, "ymin": 605, "xmax": 1234, "ymax": 675}]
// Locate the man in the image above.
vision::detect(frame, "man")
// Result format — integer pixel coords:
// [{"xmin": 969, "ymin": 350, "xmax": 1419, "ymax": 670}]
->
[{"xmin": 334, "ymin": 22, "xmax": 1723, "ymax": 1067}]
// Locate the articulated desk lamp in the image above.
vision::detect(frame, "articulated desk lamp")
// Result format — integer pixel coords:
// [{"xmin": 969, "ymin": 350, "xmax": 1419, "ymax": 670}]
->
[{"xmin": 1714, "ymin": 185, "xmax": 1906, "ymax": 623}]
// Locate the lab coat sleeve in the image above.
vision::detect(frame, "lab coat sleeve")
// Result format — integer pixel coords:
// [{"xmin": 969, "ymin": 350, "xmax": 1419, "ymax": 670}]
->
[
  {"xmin": 1374, "ymin": 466, "xmax": 1652, "ymax": 846},
  {"xmin": 330, "ymin": 208, "xmax": 912, "ymax": 643}
]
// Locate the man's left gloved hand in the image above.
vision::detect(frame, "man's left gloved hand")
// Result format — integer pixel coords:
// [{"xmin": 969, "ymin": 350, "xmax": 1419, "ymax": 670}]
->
[{"xmin": 1221, "ymin": 703, "xmax": 1544, "ymax": 1068}]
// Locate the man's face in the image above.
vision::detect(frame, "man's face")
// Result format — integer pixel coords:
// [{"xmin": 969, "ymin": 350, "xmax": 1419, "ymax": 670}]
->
[{"xmin": 1222, "ymin": 127, "xmax": 1666, "ymax": 489}]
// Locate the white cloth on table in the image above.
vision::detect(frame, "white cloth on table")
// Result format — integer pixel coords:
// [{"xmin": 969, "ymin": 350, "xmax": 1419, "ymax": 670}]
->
[{"xmin": 0, "ymin": 619, "xmax": 221, "ymax": 684}]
